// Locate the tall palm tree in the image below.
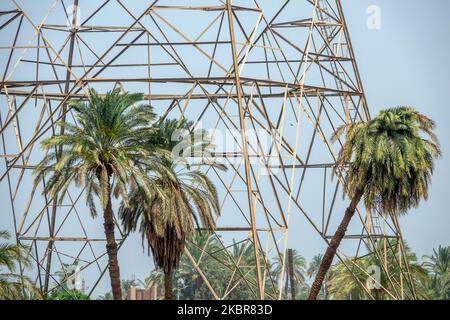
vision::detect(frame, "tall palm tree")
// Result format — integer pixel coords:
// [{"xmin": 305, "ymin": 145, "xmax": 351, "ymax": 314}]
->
[
  {"xmin": 0, "ymin": 230, "xmax": 35, "ymax": 299},
  {"xmin": 272, "ymin": 249, "xmax": 307, "ymax": 298},
  {"xmin": 33, "ymin": 89, "xmax": 163, "ymax": 300},
  {"xmin": 308, "ymin": 107, "xmax": 441, "ymax": 300},
  {"xmin": 120, "ymin": 118, "xmax": 225, "ymax": 300}
]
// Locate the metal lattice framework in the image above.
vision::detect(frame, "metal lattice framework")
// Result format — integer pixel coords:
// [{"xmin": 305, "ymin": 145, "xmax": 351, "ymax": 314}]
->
[{"xmin": 0, "ymin": 0, "xmax": 417, "ymax": 299}]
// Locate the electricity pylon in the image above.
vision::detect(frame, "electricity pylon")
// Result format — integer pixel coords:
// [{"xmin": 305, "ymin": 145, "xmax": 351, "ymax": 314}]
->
[{"xmin": 0, "ymin": 0, "xmax": 415, "ymax": 299}]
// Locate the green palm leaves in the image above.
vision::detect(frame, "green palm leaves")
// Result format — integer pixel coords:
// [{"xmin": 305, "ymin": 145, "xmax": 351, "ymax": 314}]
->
[
  {"xmin": 120, "ymin": 118, "xmax": 224, "ymax": 252},
  {"xmin": 119, "ymin": 119, "xmax": 225, "ymax": 299},
  {"xmin": 34, "ymin": 88, "xmax": 162, "ymax": 216},
  {"xmin": 31, "ymin": 93, "xmax": 442, "ymax": 301},
  {"xmin": 328, "ymin": 240, "xmax": 429, "ymax": 300},
  {"xmin": 423, "ymin": 246, "xmax": 450, "ymax": 299},
  {"xmin": 0, "ymin": 230, "xmax": 36, "ymax": 300},
  {"xmin": 309, "ymin": 107, "xmax": 441, "ymax": 300},
  {"xmin": 334, "ymin": 106, "xmax": 441, "ymax": 215}
]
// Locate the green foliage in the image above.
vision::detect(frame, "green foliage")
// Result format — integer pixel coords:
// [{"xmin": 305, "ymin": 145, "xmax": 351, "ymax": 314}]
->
[
  {"xmin": 306, "ymin": 254, "xmax": 329, "ymax": 298},
  {"xmin": 119, "ymin": 119, "xmax": 226, "ymax": 276},
  {"xmin": 29, "ymin": 95, "xmax": 445, "ymax": 302},
  {"xmin": 97, "ymin": 278, "xmax": 144, "ymax": 300},
  {"xmin": 327, "ymin": 240, "xmax": 430, "ymax": 300},
  {"xmin": 423, "ymin": 246, "xmax": 450, "ymax": 299},
  {"xmin": 143, "ymin": 234, "xmax": 450, "ymax": 301},
  {"xmin": 102, "ymin": 242, "xmax": 449, "ymax": 301},
  {"xmin": 304, "ymin": 107, "xmax": 442, "ymax": 300},
  {"xmin": 272, "ymin": 249, "xmax": 307, "ymax": 297},
  {"xmin": 334, "ymin": 106, "xmax": 441, "ymax": 216},
  {"xmin": 222, "ymin": 240, "xmax": 278, "ymax": 300},
  {"xmin": 48, "ymin": 289, "xmax": 90, "ymax": 300},
  {"xmin": 33, "ymin": 88, "xmax": 167, "ymax": 217},
  {"xmin": 144, "ymin": 233, "xmax": 297, "ymax": 300},
  {"xmin": 0, "ymin": 230, "xmax": 37, "ymax": 300},
  {"xmin": 307, "ymin": 254, "xmax": 323, "ymax": 279}
]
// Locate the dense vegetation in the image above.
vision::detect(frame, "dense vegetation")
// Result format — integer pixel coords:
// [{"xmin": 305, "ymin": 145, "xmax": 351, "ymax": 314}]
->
[
  {"xmin": 1, "ymin": 228, "xmax": 447, "ymax": 300},
  {"xmin": 99, "ymin": 233, "xmax": 450, "ymax": 300}
]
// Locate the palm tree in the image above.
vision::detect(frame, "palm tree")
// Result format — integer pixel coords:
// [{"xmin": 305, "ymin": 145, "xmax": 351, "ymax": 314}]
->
[
  {"xmin": 145, "ymin": 232, "xmax": 227, "ymax": 300},
  {"xmin": 181, "ymin": 232, "xmax": 227, "ymax": 299},
  {"xmin": 272, "ymin": 249, "xmax": 307, "ymax": 298},
  {"xmin": 224, "ymin": 241, "xmax": 278, "ymax": 300},
  {"xmin": 307, "ymin": 254, "xmax": 323, "ymax": 279},
  {"xmin": 307, "ymin": 254, "xmax": 328, "ymax": 298},
  {"xmin": 33, "ymin": 89, "xmax": 163, "ymax": 300},
  {"xmin": 0, "ymin": 230, "xmax": 35, "ymax": 299},
  {"xmin": 223, "ymin": 241, "xmax": 262, "ymax": 300},
  {"xmin": 308, "ymin": 107, "xmax": 441, "ymax": 299},
  {"xmin": 120, "ymin": 118, "xmax": 225, "ymax": 300},
  {"xmin": 424, "ymin": 246, "xmax": 450, "ymax": 276},
  {"xmin": 144, "ymin": 234, "xmax": 280, "ymax": 300},
  {"xmin": 328, "ymin": 240, "xmax": 430, "ymax": 300},
  {"xmin": 423, "ymin": 246, "xmax": 450, "ymax": 299}
]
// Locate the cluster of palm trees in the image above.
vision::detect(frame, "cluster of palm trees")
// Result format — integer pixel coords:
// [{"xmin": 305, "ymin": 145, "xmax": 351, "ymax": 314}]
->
[
  {"xmin": 2, "ymin": 227, "xmax": 448, "ymax": 300},
  {"xmin": 101, "ymin": 233, "xmax": 449, "ymax": 300},
  {"xmin": 308, "ymin": 242, "xmax": 449, "ymax": 300},
  {"xmin": 33, "ymin": 89, "xmax": 224, "ymax": 300},
  {"xmin": 0, "ymin": 88, "xmax": 443, "ymax": 300},
  {"xmin": 0, "ymin": 231, "xmax": 36, "ymax": 299},
  {"xmin": 423, "ymin": 246, "xmax": 450, "ymax": 299}
]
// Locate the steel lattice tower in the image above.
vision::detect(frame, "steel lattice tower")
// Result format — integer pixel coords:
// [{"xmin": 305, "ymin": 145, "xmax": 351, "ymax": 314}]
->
[{"xmin": 0, "ymin": 0, "xmax": 416, "ymax": 299}]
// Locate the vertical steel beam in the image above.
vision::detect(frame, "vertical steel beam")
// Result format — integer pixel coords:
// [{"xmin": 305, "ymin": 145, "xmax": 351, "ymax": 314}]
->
[
  {"xmin": 43, "ymin": 0, "xmax": 79, "ymax": 293},
  {"xmin": 226, "ymin": 0, "xmax": 263, "ymax": 300}
]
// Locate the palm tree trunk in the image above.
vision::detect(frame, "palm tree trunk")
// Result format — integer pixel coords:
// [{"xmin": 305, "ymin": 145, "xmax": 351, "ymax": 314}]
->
[
  {"xmin": 103, "ymin": 182, "xmax": 122, "ymax": 300},
  {"xmin": 284, "ymin": 269, "xmax": 289, "ymax": 297},
  {"xmin": 374, "ymin": 289, "xmax": 381, "ymax": 300},
  {"xmin": 324, "ymin": 273, "xmax": 330, "ymax": 299},
  {"xmin": 288, "ymin": 249, "xmax": 296, "ymax": 300},
  {"xmin": 308, "ymin": 189, "xmax": 364, "ymax": 300},
  {"xmin": 164, "ymin": 269, "xmax": 173, "ymax": 300},
  {"xmin": 194, "ymin": 276, "xmax": 203, "ymax": 299}
]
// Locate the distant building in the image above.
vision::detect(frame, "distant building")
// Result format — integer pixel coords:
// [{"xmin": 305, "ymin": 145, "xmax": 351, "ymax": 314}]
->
[{"xmin": 127, "ymin": 285, "xmax": 162, "ymax": 300}]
